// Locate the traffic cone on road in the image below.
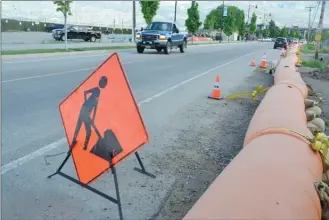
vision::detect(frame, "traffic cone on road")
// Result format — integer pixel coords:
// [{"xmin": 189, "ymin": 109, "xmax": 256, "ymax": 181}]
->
[
  {"xmin": 259, "ymin": 53, "xmax": 267, "ymax": 68},
  {"xmin": 208, "ymin": 75, "xmax": 223, "ymax": 100},
  {"xmin": 280, "ymin": 48, "xmax": 285, "ymax": 56},
  {"xmin": 250, "ymin": 57, "xmax": 256, "ymax": 66}
]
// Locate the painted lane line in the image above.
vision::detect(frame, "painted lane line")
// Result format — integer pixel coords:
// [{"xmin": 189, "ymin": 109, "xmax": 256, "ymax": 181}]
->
[
  {"xmin": 1, "ymin": 138, "xmax": 66, "ymax": 175},
  {"xmin": 1, "ymin": 50, "xmax": 257, "ymax": 175},
  {"xmin": 1, "ymin": 60, "xmax": 140, "ymax": 83}
]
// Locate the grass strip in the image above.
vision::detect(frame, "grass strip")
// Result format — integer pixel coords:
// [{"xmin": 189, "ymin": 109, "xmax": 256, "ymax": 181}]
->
[
  {"xmin": 301, "ymin": 59, "xmax": 327, "ymax": 69},
  {"xmin": 301, "ymin": 43, "xmax": 327, "ymax": 54}
]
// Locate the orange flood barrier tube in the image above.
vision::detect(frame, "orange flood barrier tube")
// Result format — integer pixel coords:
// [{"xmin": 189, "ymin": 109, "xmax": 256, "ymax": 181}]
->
[{"xmin": 183, "ymin": 45, "xmax": 323, "ymax": 219}]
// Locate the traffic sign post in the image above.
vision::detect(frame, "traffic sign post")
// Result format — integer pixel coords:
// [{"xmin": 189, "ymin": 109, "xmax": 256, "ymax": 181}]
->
[{"xmin": 47, "ymin": 53, "xmax": 156, "ymax": 220}]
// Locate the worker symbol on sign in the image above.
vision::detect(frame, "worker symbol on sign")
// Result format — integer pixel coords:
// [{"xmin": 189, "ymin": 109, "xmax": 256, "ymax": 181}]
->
[{"xmin": 70, "ymin": 76, "xmax": 123, "ymax": 159}]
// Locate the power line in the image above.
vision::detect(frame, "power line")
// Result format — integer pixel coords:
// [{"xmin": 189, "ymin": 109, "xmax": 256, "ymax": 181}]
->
[
  {"xmin": 306, "ymin": 5, "xmax": 316, "ymax": 42},
  {"xmin": 310, "ymin": 1, "xmax": 320, "ymax": 28}
]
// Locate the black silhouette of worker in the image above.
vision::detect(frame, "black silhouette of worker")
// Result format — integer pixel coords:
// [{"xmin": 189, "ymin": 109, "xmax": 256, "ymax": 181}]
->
[
  {"xmin": 71, "ymin": 76, "xmax": 108, "ymax": 150},
  {"xmin": 90, "ymin": 129, "xmax": 123, "ymax": 161}
]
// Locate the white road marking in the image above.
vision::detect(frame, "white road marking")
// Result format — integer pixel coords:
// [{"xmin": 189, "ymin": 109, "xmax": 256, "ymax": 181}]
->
[
  {"xmin": 1, "ymin": 138, "xmax": 66, "ymax": 175},
  {"xmin": 1, "ymin": 60, "xmax": 140, "ymax": 83},
  {"xmin": 1, "ymin": 50, "xmax": 257, "ymax": 175}
]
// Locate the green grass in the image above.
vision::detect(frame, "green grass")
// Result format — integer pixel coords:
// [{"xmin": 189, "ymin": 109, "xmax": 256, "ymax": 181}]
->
[
  {"xmin": 301, "ymin": 43, "xmax": 327, "ymax": 54},
  {"xmin": 301, "ymin": 59, "xmax": 327, "ymax": 69}
]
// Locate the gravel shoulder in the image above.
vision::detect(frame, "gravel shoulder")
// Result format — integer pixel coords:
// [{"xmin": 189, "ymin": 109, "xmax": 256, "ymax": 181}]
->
[
  {"xmin": 150, "ymin": 71, "xmax": 273, "ymax": 220},
  {"xmin": 298, "ymin": 67, "xmax": 329, "ymax": 132}
]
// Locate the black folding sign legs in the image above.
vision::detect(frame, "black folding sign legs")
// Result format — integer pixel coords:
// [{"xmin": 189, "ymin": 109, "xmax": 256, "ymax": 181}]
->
[
  {"xmin": 47, "ymin": 147, "xmax": 156, "ymax": 220},
  {"xmin": 133, "ymin": 152, "xmax": 156, "ymax": 179}
]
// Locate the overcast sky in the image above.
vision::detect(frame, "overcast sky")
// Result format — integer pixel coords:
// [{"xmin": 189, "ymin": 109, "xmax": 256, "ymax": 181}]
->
[{"xmin": 2, "ymin": 1, "xmax": 328, "ymax": 29}]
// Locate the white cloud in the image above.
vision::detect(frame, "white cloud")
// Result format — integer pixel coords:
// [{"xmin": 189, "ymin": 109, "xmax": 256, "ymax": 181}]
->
[{"xmin": 2, "ymin": 1, "xmax": 327, "ymax": 30}]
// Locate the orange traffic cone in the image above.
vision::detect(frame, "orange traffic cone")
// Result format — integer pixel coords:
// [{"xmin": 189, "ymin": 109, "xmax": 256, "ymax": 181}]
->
[
  {"xmin": 208, "ymin": 75, "xmax": 223, "ymax": 100},
  {"xmin": 280, "ymin": 48, "xmax": 285, "ymax": 56},
  {"xmin": 250, "ymin": 57, "xmax": 256, "ymax": 66},
  {"xmin": 259, "ymin": 53, "xmax": 267, "ymax": 68}
]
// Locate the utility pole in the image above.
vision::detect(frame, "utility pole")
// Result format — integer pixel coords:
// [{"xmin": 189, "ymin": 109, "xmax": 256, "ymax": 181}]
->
[
  {"xmin": 315, "ymin": 0, "xmax": 326, "ymax": 59},
  {"xmin": 306, "ymin": 5, "xmax": 315, "ymax": 43},
  {"xmin": 174, "ymin": 1, "xmax": 177, "ymax": 22},
  {"xmin": 133, "ymin": 1, "xmax": 136, "ymax": 43}
]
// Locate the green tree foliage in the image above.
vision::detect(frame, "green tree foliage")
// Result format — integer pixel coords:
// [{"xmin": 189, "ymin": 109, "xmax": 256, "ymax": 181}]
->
[
  {"xmin": 238, "ymin": 11, "xmax": 246, "ymax": 39},
  {"xmin": 280, "ymin": 26, "xmax": 288, "ymax": 37},
  {"xmin": 322, "ymin": 30, "xmax": 329, "ymax": 40},
  {"xmin": 139, "ymin": 0, "xmax": 160, "ymax": 25},
  {"xmin": 203, "ymin": 4, "xmax": 245, "ymax": 39},
  {"xmin": 262, "ymin": 29, "xmax": 269, "ymax": 38},
  {"xmin": 223, "ymin": 11, "xmax": 235, "ymax": 37},
  {"xmin": 268, "ymin": 20, "xmax": 277, "ymax": 38},
  {"xmin": 203, "ymin": 13, "xmax": 216, "ymax": 30},
  {"xmin": 54, "ymin": 0, "xmax": 72, "ymax": 50},
  {"xmin": 185, "ymin": 1, "xmax": 202, "ymax": 34},
  {"xmin": 249, "ymin": 12, "xmax": 257, "ymax": 34},
  {"xmin": 255, "ymin": 29, "xmax": 261, "ymax": 38}
]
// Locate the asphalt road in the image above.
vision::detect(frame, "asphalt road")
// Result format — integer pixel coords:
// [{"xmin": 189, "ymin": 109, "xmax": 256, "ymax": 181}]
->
[{"xmin": 2, "ymin": 42, "xmax": 279, "ymax": 220}]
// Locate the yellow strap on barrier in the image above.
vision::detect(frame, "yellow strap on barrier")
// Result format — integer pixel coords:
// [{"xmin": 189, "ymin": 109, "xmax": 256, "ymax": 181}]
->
[
  {"xmin": 274, "ymin": 128, "xmax": 329, "ymax": 173},
  {"xmin": 225, "ymin": 85, "xmax": 270, "ymax": 101}
]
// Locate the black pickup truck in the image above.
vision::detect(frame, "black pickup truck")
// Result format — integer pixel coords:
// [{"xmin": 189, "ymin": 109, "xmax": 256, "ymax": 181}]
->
[
  {"xmin": 135, "ymin": 21, "xmax": 187, "ymax": 54},
  {"xmin": 52, "ymin": 25, "xmax": 102, "ymax": 42}
]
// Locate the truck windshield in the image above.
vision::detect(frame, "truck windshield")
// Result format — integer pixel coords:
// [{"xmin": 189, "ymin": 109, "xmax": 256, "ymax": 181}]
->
[{"xmin": 145, "ymin": 22, "xmax": 172, "ymax": 31}]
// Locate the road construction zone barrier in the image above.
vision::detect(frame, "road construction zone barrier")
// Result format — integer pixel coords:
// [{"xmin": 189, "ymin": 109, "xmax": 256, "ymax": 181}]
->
[
  {"xmin": 188, "ymin": 36, "xmax": 213, "ymax": 42},
  {"xmin": 183, "ymin": 44, "xmax": 325, "ymax": 219}
]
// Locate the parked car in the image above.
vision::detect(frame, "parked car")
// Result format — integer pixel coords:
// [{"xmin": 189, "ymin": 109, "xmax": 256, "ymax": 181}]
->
[
  {"xmin": 293, "ymin": 38, "xmax": 299, "ymax": 44},
  {"xmin": 135, "ymin": 21, "xmax": 187, "ymax": 54},
  {"xmin": 52, "ymin": 25, "xmax": 102, "ymax": 42},
  {"xmin": 273, "ymin": 37, "xmax": 288, "ymax": 50}
]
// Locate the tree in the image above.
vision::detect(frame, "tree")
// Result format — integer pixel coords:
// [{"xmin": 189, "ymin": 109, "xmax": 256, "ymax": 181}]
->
[
  {"xmin": 249, "ymin": 12, "xmax": 257, "ymax": 35},
  {"xmin": 185, "ymin": 1, "xmax": 202, "ymax": 35},
  {"xmin": 322, "ymin": 30, "xmax": 329, "ymax": 41},
  {"xmin": 255, "ymin": 29, "xmax": 262, "ymax": 38},
  {"xmin": 289, "ymin": 28, "xmax": 297, "ymax": 38},
  {"xmin": 139, "ymin": 0, "xmax": 160, "ymax": 25},
  {"xmin": 280, "ymin": 26, "xmax": 288, "ymax": 37},
  {"xmin": 262, "ymin": 28, "xmax": 269, "ymax": 38},
  {"xmin": 268, "ymin": 20, "xmax": 276, "ymax": 38},
  {"xmin": 238, "ymin": 10, "xmax": 246, "ymax": 40},
  {"xmin": 204, "ymin": 13, "xmax": 216, "ymax": 30},
  {"xmin": 223, "ymin": 8, "xmax": 236, "ymax": 40},
  {"xmin": 54, "ymin": 0, "xmax": 73, "ymax": 50}
]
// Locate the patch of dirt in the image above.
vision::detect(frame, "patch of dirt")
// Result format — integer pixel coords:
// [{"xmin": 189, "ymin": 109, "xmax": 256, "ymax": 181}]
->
[
  {"xmin": 300, "ymin": 54, "xmax": 329, "ymax": 81},
  {"xmin": 150, "ymin": 73, "xmax": 273, "ymax": 220}
]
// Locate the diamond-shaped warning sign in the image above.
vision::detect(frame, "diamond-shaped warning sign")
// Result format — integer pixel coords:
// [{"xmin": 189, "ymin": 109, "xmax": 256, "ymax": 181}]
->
[{"xmin": 59, "ymin": 53, "xmax": 148, "ymax": 184}]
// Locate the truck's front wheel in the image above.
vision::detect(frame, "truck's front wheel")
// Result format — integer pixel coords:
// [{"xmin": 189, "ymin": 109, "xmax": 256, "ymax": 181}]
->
[
  {"xmin": 180, "ymin": 40, "xmax": 187, "ymax": 53},
  {"xmin": 164, "ymin": 41, "xmax": 171, "ymax": 54},
  {"xmin": 137, "ymin": 46, "xmax": 144, "ymax": 54}
]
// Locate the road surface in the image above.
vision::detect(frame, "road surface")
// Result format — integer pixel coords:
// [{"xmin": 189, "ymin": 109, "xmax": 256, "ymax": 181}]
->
[{"xmin": 2, "ymin": 42, "xmax": 278, "ymax": 220}]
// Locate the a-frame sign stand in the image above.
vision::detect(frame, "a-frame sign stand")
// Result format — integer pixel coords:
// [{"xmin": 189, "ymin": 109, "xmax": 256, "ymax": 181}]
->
[{"xmin": 47, "ymin": 142, "xmax": 156, "ymax": 220}]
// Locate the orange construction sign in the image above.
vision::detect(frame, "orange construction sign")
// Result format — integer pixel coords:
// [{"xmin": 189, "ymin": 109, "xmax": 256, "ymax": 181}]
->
[{"xmin": 59, "ymin": 53, "xmax": 149, "ymax": 184}]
